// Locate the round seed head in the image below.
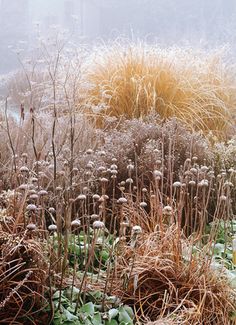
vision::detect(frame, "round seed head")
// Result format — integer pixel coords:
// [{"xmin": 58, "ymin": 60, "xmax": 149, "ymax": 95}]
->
[
  {"xmin": 20, "ymin": 166, "xmax": 29, "ymax": 173},
  {"xmin": 92, "ymin": 194, "xmax": 100, "ymax": 200},
  {"xmin": 26, "ymin": 204, "xmax": 37, "ymax": 211},
  {"xmin": 49, "ymin": 207, "xmax": 56, "ymax": 214},
  {"xmin": 26, "ymin": 223, "xmax": 36, "ymax": 231},
  {"xmin": 173, "ymin": 181, "xmax": 182, "ymax": 188},
  {"xmin": 132, "ymin": 225, "xmax": 142, "ymax": 234},
  {"xmin": 48, "ymin": 224, "xmax": 57, "ymax": 232},
  {"xmin": 77, "ymin": 194, "xmax": 86, "ymax": 200},
  {"xmin": 140, "ymin": 201, "xmax": 147, "ymax": 208},
  {"xmin": 38, "ymin": 190, "xmax": 48, "ymax": 196},
  {"xmin": 117, "ymin": 197, "xmax": 128, "ymax": 204},
  {"xmin": 163, "ymin": 205, "xmax": 172, "ymax": 215},
  {"xmin": 126, "ymin": 178, "xmax": 133, "ymax": 184},
  {"xmin": 93, "ymin": 220, "xmax": 105, "ymax": 229},
  {"xmin": 71, "ymin": 219, "xmax": 81, "ymax": 227}
]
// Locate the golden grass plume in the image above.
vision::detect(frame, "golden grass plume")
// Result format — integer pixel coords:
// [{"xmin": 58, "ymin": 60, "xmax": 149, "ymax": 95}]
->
[{"xmin": 84, "ymin": 44, "xmax": 236, "ymax": 138}]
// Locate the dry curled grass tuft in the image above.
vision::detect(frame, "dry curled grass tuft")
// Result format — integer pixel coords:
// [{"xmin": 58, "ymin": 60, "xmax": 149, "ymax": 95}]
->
[
  {"xmin": 84, "ymin": 44, "xmax": 236, "ymax": 138},
  {"xmin": 0, "ymin": 231, "xmax": 49, "ymax": 324},
  {"xmin": 112, "ymin": 228, "xmax": 235, "ymax": 324}
]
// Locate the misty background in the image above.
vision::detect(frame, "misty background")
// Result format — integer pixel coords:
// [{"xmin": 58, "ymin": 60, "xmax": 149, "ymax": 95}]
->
[{"xmin": 1, "ymin": 0, "xmax": 236, "ymax": 74}]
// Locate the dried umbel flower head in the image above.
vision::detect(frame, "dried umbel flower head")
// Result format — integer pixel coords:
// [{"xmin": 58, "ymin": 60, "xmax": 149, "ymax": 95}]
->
[
  {"xmin": 200, "ymin": 165, "xmax": 208, "ymax": 173},
  {"xmin": 153, "ymin": 170, "xmax": 162, "ymax": 179},
  {"xmin": 29, "ymin": 194, "xmax": 38, "ymax": 200},
  {"xmin": 126, "ymin": 178, "xmax": 133, "ymax": 184},
  {"xmin": 48, "ymin": 224, "xmax": 57, "ymax": 232},
  {"xmin": 86, "ymin": 148, "xmax": 93, "ymax": 155},
  {"xmin": 188, "ymin": 180, "xmax": 196, "ymax": 186},
  {"xmin": 93, "ymin": 220, "xmax": 105, "ymax": 229},
  {"xmin": 18, "ymin": 184, "xmax": 29, "ymax": 191}
]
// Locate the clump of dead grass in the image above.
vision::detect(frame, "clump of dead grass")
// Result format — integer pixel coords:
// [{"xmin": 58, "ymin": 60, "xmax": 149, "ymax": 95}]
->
[
  {"xmin": 112, "ymin": 227, "xmax": 235, "ymax": 324},
  {"xmin": 0, "ymin": 230, "xmax": 49, "ymax": 324},
  {"xmin": 84, "ymin": 44, "xmax": 236, "ymax": 138}
]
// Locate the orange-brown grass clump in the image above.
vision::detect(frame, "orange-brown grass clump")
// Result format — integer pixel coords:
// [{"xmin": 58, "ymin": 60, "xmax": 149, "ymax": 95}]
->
[
  {"xmin": 112, "ymin": 227, "xmax": 235, "ymax": 324},
  {"xmin": 84, "ymin": 44, "xmax": 236, "ymax": 138},
  {"xmin": 0, "ymin": 230, "xmax": 49, "ymax": 324}
]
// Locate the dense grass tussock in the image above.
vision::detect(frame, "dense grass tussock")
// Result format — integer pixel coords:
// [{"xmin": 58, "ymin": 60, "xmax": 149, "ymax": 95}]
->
[
  {"xmin": 84, "ymin": 44, "xmax": 236, "ymax": 138},
  {"xmin": 113, "ymin": 228, "xmax": 235, "ymax": 324}
]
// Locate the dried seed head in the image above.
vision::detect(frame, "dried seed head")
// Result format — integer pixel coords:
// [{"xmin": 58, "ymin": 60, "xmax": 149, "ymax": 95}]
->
[
  {"xmin": 86, "ymin": 149, "xmax": 93, "ymax": 155},
  {"xmin": 91, "ymin": 214, "xmax": 99, "ymax": 220},
  {"xmin": 132, "ymin": 225, "xmax": 142, "ymax": 234},
  {"xmin": 153, "ymin": 170, "xmax": 162, "ymax": 178},
  {"xmin": 18, "ymin": 184, "xmax": 29, "ymax": 191},
  {"xmin": 190, "ymin": 167, "xmax": 198, "ymax": 174},
  {"xmin": 117, "ymin": 197, "xmax": 128, "ymax": 204},
  {"xmin": 48, "ymin": 224, "xmax": 57, "ymax": 232},
  {"xmin": 173, "ymin": 181, "xmax": 182, "ymax": 188},
  {"xmin": 126, "ymin": 178, "xmax": 133, "ymax": 184},
  {"xmin": 93, "ymin": 220, "xmax": 105, "ymax": 229},
  {"xmin": 220, "ymin": 195, "xmax": 227, "ymax": 202},
  {"xmin": 111, "ymin": 164, "xmax": 118, "ymax": 170},
  {"xmin": 20, "ymin": 166, "xmax": 29, "ymax": 173},
  {"xmin": 163, "ymin": 205, "xmax": 172, "ymax": 215},
  {"xmin": 26, "ymin": 223, "xmax": 36, "ymax": 231},
  {"xmin": 100, "ymin": 177, "xmax": 108, "ymax": 183},
  {"xmin": 49, "ymin": 207, "xmax": 56, "ymax": 214},
  {"xmin": 198, "ymin": 179, "xmax": 209, "ymax": 187},
  {"xmin": 26, "ymin": 204, "xmax": 37, "ymax": 211},
  {"xmin": 92, "ymin": 194, "xmax": 100, "ymax": 200},
  {"xmin": 56, "ymin": 186, "xmax": 63, "ymax": 192},
  {"xmin": 140, "ymin": 201, "xmax": 147, "ymax": 208},
  {"xmin": 201, "ymin": 166, "xmax": 208, "ymax": 173},
  {"xmin": 71, "ymin": 219, "xmax": 81, "ymax": 227},
  {"xmin": 77, "ymin": 194, "xmax": 86, "ymax": 200},
  {"xmin": 127, "ymin": 164, "xmax": 134, "ymax": 171},
  {"xmin": 29, "ymin": 194, "xmax": 38, "ymax": 200},
  {"xmin": 188, "ymin": 180, "xmax": 196, "ymax": 186},
  {"xmin": 38, "ymin": 190, "xmax": 48, "ymax": 196}
]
